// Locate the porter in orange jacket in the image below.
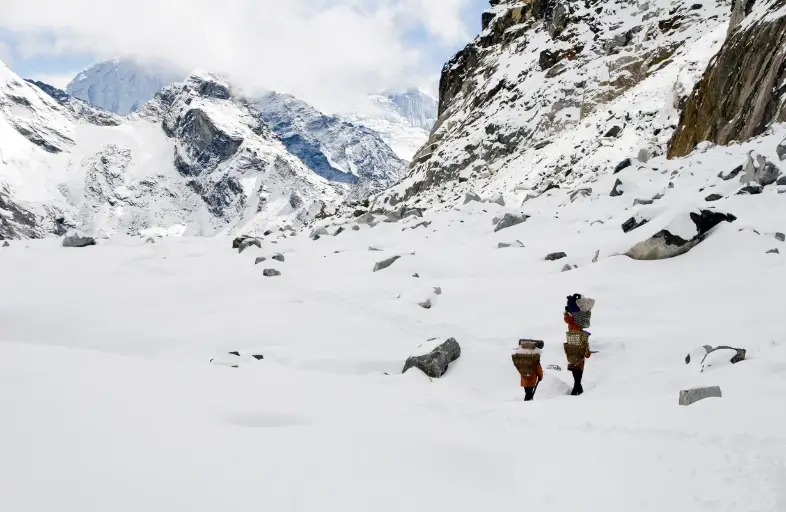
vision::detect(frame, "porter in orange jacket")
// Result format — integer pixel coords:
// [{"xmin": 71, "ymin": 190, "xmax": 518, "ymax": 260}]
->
[{"xmin": 564, "ymin": 312, "xmax": 591, "ymax": 394}]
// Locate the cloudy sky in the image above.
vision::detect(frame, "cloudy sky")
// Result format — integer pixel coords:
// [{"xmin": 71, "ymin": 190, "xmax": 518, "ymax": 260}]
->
[{"xmin": 0, "ymin": 0, "xmax": 489, "ymax": 111}]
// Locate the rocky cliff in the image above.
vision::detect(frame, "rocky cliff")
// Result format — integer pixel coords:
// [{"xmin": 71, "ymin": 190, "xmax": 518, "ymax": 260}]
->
[
  {"xmin": 375, "ymin": 0, "xmax": 730, "ymax": 209},
  {"xmin": 669, "ymin": 0, "xmax": 786, "ymax": 157}
]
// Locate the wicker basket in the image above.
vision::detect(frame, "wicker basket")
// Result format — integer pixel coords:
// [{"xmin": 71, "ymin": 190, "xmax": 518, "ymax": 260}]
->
[
  {"xmin": 565, "ymin": 330, "xmax": 589, "ymax": 346},
  {"xmin": 512, "ymin": 353, "xmax": 541, "ymax": 377},
  {"xmin": 563, "ymin": 342, "xmax": 587, "ymax": 367},
  {"xmin": 571, "ymin": 310, "xmax": 592, "ymax": 328}
]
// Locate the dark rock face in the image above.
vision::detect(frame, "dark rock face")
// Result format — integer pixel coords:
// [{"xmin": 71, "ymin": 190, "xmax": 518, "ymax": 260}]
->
[
  {"xmin": 627, "ymin": 210, "xmax": 736, "ymax": 260},
  {"xmin": 669, "ymin": 1, "xmax": 786, "ymax": 158},
  {"xmin": 174, "ymin": 110, "xmax": 243, "ymax": 177},
  {"xmin": 0, "ymin": 189, "xmax": 47, "ymax": 240},
  {"xmin": 402, "ymin": 338, "xmax": 461, "ymax": 378},
  {"xmin": 604, "ymin": 126, "xmax": 622, "ymax": 138}
]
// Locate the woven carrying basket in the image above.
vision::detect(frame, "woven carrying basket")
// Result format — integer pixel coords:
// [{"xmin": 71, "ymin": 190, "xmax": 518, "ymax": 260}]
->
[
  {"xmin": 571, "ymin": 310, "xmax": 592, "ymax": 328},
  {"xmin": 565, "ymin": 330, "xmax": 589, "ymax": 346},
  {"xmin": 563, "ymin": 343, "xmax": 586, "ymax": 367},
  {"xmin": 512, "ymin": 353, "xmax": 541, "ymax": 378}
]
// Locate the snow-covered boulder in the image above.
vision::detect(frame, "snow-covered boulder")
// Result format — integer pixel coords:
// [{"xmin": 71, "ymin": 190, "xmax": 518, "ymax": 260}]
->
[
  {"xmin": 402, "ymin": 338, "xmax": 461, "ymax": 378},
  {"xmin": 310, "ymin": 227, "xmax": 329, "ymax": 240},
  {"xmin": 740, "ymin": 152, "xmax": 781, "ymax": 187},
  {"xmin": 464, "ymin": 191, "xmax": 481, "ymax": 204},
  {"xmin": 679, "ymin": 386, "xmax": 722, "ymax": 406},
  {"xmin": 373, "ymin": 255, "xmax": 401, "ymax": 272},
  {"xmin": 494, "ymin": 213, "xmax": 528, "ymax": 232},
  {"xmin": 62, "ymin": 231, "xmax": 96, "ymax": 248},
  {"xmin": 626, "ymin": 210, "xmax": 736, "ymax": 261}
]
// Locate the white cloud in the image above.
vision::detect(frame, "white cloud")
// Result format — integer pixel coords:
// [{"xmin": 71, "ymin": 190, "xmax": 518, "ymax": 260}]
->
[
  {"xmin": 30, "ymin": 71, "xmax": 79, "ymax": 89},
  {"xmin": 0, "ymin": 0, "xmax": 474, "ymax": 111},
  {"xmin": 0, "ymin": 41, "xmax": 13, "ymax": 65}
]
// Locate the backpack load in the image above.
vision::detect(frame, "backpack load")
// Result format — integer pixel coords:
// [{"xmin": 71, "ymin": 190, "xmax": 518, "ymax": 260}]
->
[
  {"xmin": 564, "ymin": 331, "xmax": 589, "ymax": 367},
  {"xmin": 571, "ymin": 310, "xmax": 592, "ymax": 328},
  {"xmin": 512, "ymin": 339, "xmax": 543, "ymax": 378}
]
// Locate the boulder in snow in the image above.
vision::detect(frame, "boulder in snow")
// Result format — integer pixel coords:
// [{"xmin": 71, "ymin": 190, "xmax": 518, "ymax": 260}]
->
[
  {"xmin": 352, "ymin": 225, "xmax": 361, "ymax": 231},
  {"xmin": 373, "ymin": 255, "xmax": 401, "ymax": 272},
  {"xmin": 463, "ymin": 191, "xmax": 482, "ymax": 204},
  {"xmin": 561, "ymin": 264, "xmax": 572, "ymax": 272},
  {"xmin": 488, "ymin": 193, "xmax": 506, "ymax": 206},
  {"xmin": 719, "ymin": 165, "xmax": 743, "ymax": 181},
  {"xmin": 637, "ymin": 148, "xmax": 650, "ymax": 163},
  {"xmin": 610, "ymin": 179, "xmax": 624, "ymax": 197},
  {"xmin": 622, "ymin": 216, "xmax": 648, "ymax": 233},
  {"xmin": 777, "ymin": 137, "xmax": 786, "ymax": 161},
  {"xmin": 569, "ymin": 188, "xmax": 592, "ymax": 202},
  {"xmin": 333, "ymin": 227, "xmax": 345, "ymax": 236},
  {"xmin": 238, "ymin": 238, "xmax": 262, "ymax": 253},
  {"xmin": 737, "ymin": 184, "xmax": 763, "ymax": 195},
  {"xmin": 272, "ymin": 253, "xmax": 285, "ymax": 262},
  {"xmin": 402, "ymin": 338, "xmax": 461, "ymax": 378},
  {"xmin": 263, "ymin": 269, "xmax": 281, "ymax": 277},
  {"xmin": 705, "ymin": 193, "xmax": 723, "ymax": 202},
  {"xmin": 62, "ymin": 231, "xmax": 96, "ymax": 248},
  {"xmin": 613, "ymin": 158, "xmax": 632, "ymax": 174},
  {"xmin": 626, "ymin": 210, "xmax": 736, "ymax": 261},
  {"xmin": 310, "ymin": 227, "xmax": 329, "ymax": 240},
  {"xmin": 254, "ymin": 257, "xmax": 267, "ymax": 265},
  {"xmin": 418, "ymin": 298, "xmax": 432, "ymax": 309},
  {"xmin": 498, "ymin": 240, "xmax": 525, "ymax": 249},
  {"xmin": 494, "ymin": 213, "xmax": 528, "ymax": 232},
  {"xmin": 592, "ymin": 250, "xmax": 600, "ymax": 263},
  {"xmin": 369, "ymin": 246, "xmax": 384, "ymax": 252},
  {"xmin": 767, "ymin": 248, "xmax": 780, "ymax": 254},
  {"xmin": 775, "ymin": 232, "xmax": 785, "ymax": 242},
  {"xmin": 2, "ymin": 241, "xmax": 9, "ymax": 247},
  {"xmin": 740, "ymin": 152, "xmax": 781, "ymax": 187},
  {"xmin": 356, "ymin": 212, "xmax": 375, "ymax": 225},
  {"xmin": 545, "ymin": 252, "xmax": 567, "ymax": 261},
  {"xmin": 679, "ymin": 386, "xmax": 722, "ymax": 406}
]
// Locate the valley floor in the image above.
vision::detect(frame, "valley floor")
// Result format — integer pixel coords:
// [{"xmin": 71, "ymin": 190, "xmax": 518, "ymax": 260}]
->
[{"xmin": 1, "ymin": 197, "xmax": 785, "ymax": 511}]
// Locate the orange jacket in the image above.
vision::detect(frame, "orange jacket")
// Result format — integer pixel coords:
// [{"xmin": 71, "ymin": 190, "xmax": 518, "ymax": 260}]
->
[
  {"xmin": 564, "ymin": 312, "xmax": 583, "ymax": 332},
  {"xmin": 520, "ymin": 363, "xmax": 543, "ymax": 388}
]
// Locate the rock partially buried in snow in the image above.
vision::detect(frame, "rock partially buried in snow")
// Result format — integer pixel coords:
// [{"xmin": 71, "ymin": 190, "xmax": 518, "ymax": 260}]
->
[
  {"xmin": 679, "ymin": 386, "xmax": 722, "ymax": 406},
  {"xmin": 494, "ymin": 213, "xmax": 528, "ymax": 232},
  {"xmin": 463, "ymin": 191, "xmax": 481, "ymax": 204},
  {"xmin": 402, "ymin": 338, "xmax": 461, "ymax": 379},
  {"xmin": 622, "ymin": 216, "xmax": 649, "ymax": 233},
  {"xmin": 561, "ymin": 264, "xmax": 572, "ymax": 272},
  {"xmin": 740, "ymin": 152, "xmax": 781, "ymax": 187},
  {"xmin": 705, "ymin": 193, "xmax": 723, "ymax": 202},
  {"xmin": 145, "ymin": 237, "xmax": 156, "ymax": 244},
  {"xmin": 2, "ymin": 241, "xmax": 9, "ymax": 247},
  {"xmin": 545, "ymin": 252, "xmax": 567, "ymax": 261},
  {"xmin": 238, "ymin": 238, "xmax": 261, "ymax": 254},
  {"xmin": 777, "ymin": 137, "xmax": 786, "ymax": 161},
  {"xmin": 369, "ymin": 246, "xmax": 384, "ymax": 252},
  {"xmin": 613, "ymin": 158, "xmax": 632, "ymax": 174},
  {"xmin": 498, "ymin": 240, "xmax": 525, "ymax": 249},
  {"xmin": 254, "ymin": 257, "xmax": 267, "ymax": 265},
  {"xmin": 418, "ymin": 298, "xmax": 432, "ymax": 309},
  {"xmin": 610, "ymin": 179, "xmax": 624, "ymax": 197},
  {"xmin": 626, "ymin": 210, "xmax": 736, "ymax": 261},
  {"xmin": 637, "ymin": 148, "xmax": 650, "ymax": 163},
  {"xmin": 767, "ymin": 248, "xmax": 780, "ymax": 254},
  {"xmin": 272, "ymin": 253, "xmax": 285, "ymax": 262},
  {"xmin": 263, "ymin": 269, "xmax": 281, "ymax": 277},
  {"xmin": 356, "ymin": 212, "xmax": 375, "ymax": 225},
  {"xmin": 686, "ymin": 345, "xmax": 746, "ymax": 367},
  {"xmin": 487, "ymin": 193, "xmax": 505, "ymax": 206},
  {"xmin": 62, "ymin": 231, "xmax": 96, "ymax": 248},
  {"xmin": 373, "ymin": 255, "xmax": 401, "ymax": 272},
  {"xmin": 775, "ymin": 232, "xmax": 786, "ymax": 242},
  {"xmin": 310, "ymin": 227, "xmax": 329, "ymax": 240},
  {"xmin": 592, "ymin": 250, "xmax": 600, "ymax": 263}
]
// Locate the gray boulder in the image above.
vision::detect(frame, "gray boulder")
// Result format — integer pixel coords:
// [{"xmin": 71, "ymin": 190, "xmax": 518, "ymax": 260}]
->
[
  {"xmin": 333, "ymin": 227, "xmax": 345, "ymax": 236},
  {"xmin": 767, "ymin": 248, "xmax": 780, "ymax": 254},
  {"xmin": 569, "ymin": 188, "xmax": 592, "ymax": 202},
  {"xmin": 238, "ymin": 238, "xmax": 262, "ymax": 253},
  {"xmin": 463, "ymin": 191, "xmax": 482, "ymax": 204},
  {"xmin": 740, "ymin": 152, "xmax": 781, "ymax": 187},
  {"xmin": 404, "ymin": 208, "xmax": 424, "ymax": 219},
  {"xmin": 545, "ymin": 252, "xmax": 567, "ymax": 261},
  {"xmin": 263, "ymin": 269, "xmax": 281, "ymax": 277},
  {"xmin": 622, "ymin": 216, "xmax": 648, "ymax": 233},
  {"xmin": 352, "ymin": 225, "xmax": 361, "ymax": 231},
  {"xmin": 488, "ymin": 193, "xmax": 506, "ymax": 206},
  {"xmin": 2, "ymin": 241, "xmax": 9, "ymax": 247},
  {"xmin": 272, "ymin": 253, "xmax": 285, "ymax": 262},
  {"xmin": 356, "ymin": 212, "xmax": 375, "ymax": 225},
  {"xmin": 310, "ymin": 226, "xmax": 329, "ymax": 240},
  {"xmin": 369, "ymin": 246, "xmax": 384, "ymax": 252},
  {"xmin": 418, "ymin": 299, "xmax": 432, "ymax": 309},
  {"xmin": 626, "ymin": 210, "xmax": 736, "ymax": 260},
  {"xmin": 705, "ymin": 193, "xmax": 723, "ymax": 202},
  {"xmin": 494, "ymin": 213, "xmax": 528, "ymax": 232},
  {"xmin": 373, "ymin": 255, "xmax": 401, "ymax": 272},
  {"xmin": 637, "ymin": 148, "xmax": 650, "ymax": 163},
  {"xmin": 592, "ymin": 250, "xmax": 600, "ymax": 263},
  {"xmin": 679, "ymin": 386, "xmax": 722, "ymax": 406},
  {"xmin": 613, "ymin": 158, "xmax": 632, "ymax": 174},
  {"xmin": 775, "ymin": 232, "xmax": 785, "ymax": 242},
  {"xmin": 633, "ymin": 197, "xmax": 654, "ymax": 206},
  {"xmin": 145, "ymin": 237, "xmax": 156, "ymax": 244},
  {"xmin": 685, "ymin": 345, "xmax": 746, "ymax": 365},
  {"xmin": 561, "ymin": 264, "xmax": 572, "ymax": 272},
  {"xmin": 779, "ymin": 176, "xmax": 786, "ymax": 186},
  {"xmin": 402, "ymin": 338, "xmax": 461, "ymax": 378},
  {"xmin": 254, "ymin": 257, "xmax": 267, "ymax": 265},
  {"xmin": 610, "ymin": 179, "xmax": 624, "ymax": 197},
  {"xmin": 62, "ymin": 231, "xmax": 96, "ymax": 248}
]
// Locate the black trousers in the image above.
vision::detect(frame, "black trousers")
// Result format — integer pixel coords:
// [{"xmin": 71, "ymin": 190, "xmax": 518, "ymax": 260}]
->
[
  {"xmin": 570, "ymin": 369, "xmax": 584, "ymax": 396},
  {"xmin": 524, "ymin": 387, "xmax": 536, "ymax": 401}
]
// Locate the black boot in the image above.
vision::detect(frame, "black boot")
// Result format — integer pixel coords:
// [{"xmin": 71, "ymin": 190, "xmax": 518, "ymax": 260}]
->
[
  {"xmin": 571, "ymin": 369, "xmax": 584, "ymax": 396},
  {"xmin": 524, "ymin": 387, "xmax": 536, "ymax": 401}
]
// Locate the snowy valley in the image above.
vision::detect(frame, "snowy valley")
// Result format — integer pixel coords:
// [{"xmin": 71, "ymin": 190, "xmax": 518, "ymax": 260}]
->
[{"xmin": 2, "ymin": 0, "xmax": 786, "ymax": 511}]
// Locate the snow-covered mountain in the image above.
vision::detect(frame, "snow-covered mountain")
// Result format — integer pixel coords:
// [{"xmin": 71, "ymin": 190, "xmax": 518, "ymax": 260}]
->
[
  {"xmin": 0, "ymin": 61, "xmax": 345, "ymax": 239},
  {"xmin": 342, "ymin": 88, "xmax": 437, "ymax": 161},
  {"xmin": 253, "ymin": 92, "xmax": 406, "ymax": 199},
  {"xmin": 66, "ymin": 59, "xmax": 183, "ymax": 115}
]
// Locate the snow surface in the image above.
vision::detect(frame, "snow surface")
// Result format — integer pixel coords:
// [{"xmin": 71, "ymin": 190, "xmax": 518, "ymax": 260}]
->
[{"xmin": 2, "ymin": 127, "xmax": 786, "ymax": 509}]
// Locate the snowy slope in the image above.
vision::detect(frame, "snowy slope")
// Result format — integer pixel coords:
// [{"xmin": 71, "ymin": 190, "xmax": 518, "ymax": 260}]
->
[
  {"xmin": 66, "ymin": 58, "xmax": 183, "ymax": 115},
  {"xmin": 378, "ymin": 0, "xmax": 732, "ymax": 206},
  {"xmin": 0, "ymin": 62, "xmax": 342, "ymax": 239},
  {"xmin": 342, "ymin": 88, "xmax": 437, "ymax": 161},
  {"xmin": 1, "ymin": 123, "xmax": 785, "ymax": 508},
  {"xmin": 253, "ymin": 92, "xmax": 405, "ymax": 197}
]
